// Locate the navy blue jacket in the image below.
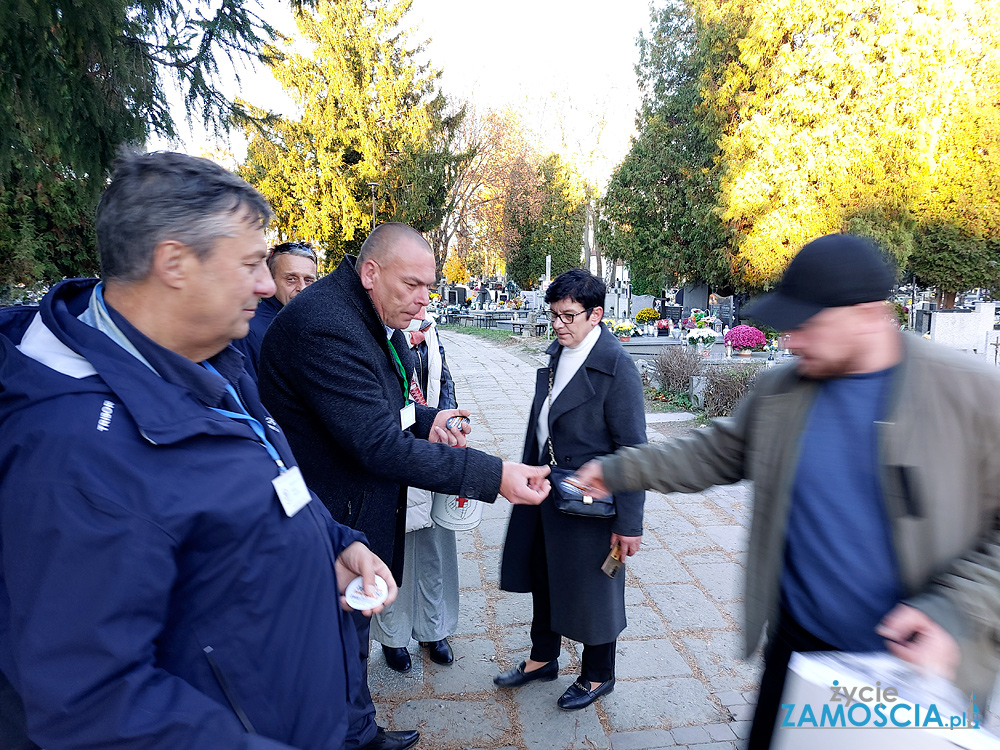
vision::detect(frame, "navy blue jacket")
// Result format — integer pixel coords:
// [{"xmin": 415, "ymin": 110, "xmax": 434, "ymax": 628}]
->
[
  {"xmin": 0, "ymin": 279, "xmax": 365, "ymax": 749},
  {"xmin": 259, "ymin": 256, "xmax": 502, "ymax": 581},
  {"xmin": 232, "ymin": 295, "xmax": 283, "ymax": 382}
]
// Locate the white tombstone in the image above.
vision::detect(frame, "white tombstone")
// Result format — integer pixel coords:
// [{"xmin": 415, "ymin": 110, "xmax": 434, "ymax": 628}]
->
[{"xmin": 928, "ymin": 303, "xmax": 998, "ymax": 360}]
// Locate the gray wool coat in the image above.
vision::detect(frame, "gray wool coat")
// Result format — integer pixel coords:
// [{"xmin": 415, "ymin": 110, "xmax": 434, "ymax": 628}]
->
[{"xmin": 500, "ymin": 324, "xmax": 647, "ymax": 645}]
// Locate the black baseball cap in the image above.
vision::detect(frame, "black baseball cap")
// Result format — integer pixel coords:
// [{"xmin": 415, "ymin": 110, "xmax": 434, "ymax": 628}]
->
[{"xmin": 742, "ymin": 234, "xmax": 896, "ymax": 331}]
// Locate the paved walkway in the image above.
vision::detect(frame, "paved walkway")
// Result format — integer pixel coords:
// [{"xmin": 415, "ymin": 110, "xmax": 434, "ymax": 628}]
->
[{"xmin": 369, "ymin": 331, "xmax": 760, "ymax": 750}]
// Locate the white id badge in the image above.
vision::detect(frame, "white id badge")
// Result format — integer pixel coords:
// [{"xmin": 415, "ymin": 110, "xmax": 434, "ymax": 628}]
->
[
  {"xmin": 272, "ymin": 465, "xmax": 311, "ymax": 517},
  {"xmin": 400, "ymin": 402, "xmax": 416, "ymax": 430}
]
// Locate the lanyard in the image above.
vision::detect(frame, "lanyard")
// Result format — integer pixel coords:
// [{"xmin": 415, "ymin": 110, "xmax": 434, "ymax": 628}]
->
[
  {"xmin": 386, "ymin": 338, "xmax": 411, "ymax": 405},
  {"xmin": 202, "ymin": 362, "xmax": 286, "ymax": 474}
]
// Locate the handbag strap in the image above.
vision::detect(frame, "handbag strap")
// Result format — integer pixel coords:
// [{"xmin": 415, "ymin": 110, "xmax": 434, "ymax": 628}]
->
[{"xmin": 546, "ymin": 363, "xmax": 557, "ymax": 467}]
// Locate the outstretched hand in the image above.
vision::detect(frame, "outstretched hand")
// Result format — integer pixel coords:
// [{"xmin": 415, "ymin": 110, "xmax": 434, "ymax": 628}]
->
[
  {"xmin": 500, "ymin": 462, "xmax": 551, "ymax": 505},
  {"xmin": 569, "ymin": 460, "xmax": 611, "ymax": 500}
]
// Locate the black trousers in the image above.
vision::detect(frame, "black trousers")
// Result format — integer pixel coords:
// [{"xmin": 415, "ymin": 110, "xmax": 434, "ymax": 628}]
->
[
  {"xmin": 527, "ymin": 515, "xmax": 616, "ymax": 684},
  {"xmin": 747, "ymin": 609, "xmax": 836, "ymax": 750},
  {"xmin": 344, "ymin": 610, "xmax": 379, "ymax": 749}
]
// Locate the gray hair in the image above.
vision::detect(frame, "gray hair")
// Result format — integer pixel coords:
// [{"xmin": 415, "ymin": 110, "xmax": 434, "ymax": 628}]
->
[
  {"xmin": 267, "ymin": 241, "xmax": 318, "ymax": 276},
  {"xmin": 96, "ymin": 150, "xmax": 273, "ymax": 282}
]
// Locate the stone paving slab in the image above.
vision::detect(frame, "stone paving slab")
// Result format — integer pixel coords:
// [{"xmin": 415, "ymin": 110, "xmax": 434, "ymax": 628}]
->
[
  {"xmin": 390, "ymin": 698, "xmax": 511, "ymax": 747},
  {"xmin": 616, "ymin": 638, "xmax": 692, "ymax": 679},
  {"xmin": 369, "ymin": 331, "xmax": 759, "ymax": 750},
  {"xmin": 627, "ymin": 549, "xmax": 693, "ymax": 584},
  {"xmin": 423, "ymin": 636, "xmax": 498, "ymax": 695},
  {"xmin": 610, "ymin": 729, "xmax": 677, "ymax": 749},
  {"xmin": 515, "ymin": 681, "xmax": 611, "ymax": 750},
  {"xmin": 619, "ymin": 605, "xmax": 669, "ymax": 639},
  {"xmin": 603, "ymin": 677, "xmax": 722, "ymax": 729},
  {"xmin": 645, "ymin": 584, "xmax": 729, "ymax": 630}
]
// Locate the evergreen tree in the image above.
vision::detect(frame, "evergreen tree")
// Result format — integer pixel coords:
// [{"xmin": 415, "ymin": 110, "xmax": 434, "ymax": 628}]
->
[
  {"xmin": 239, "ymin": 0, "xmax": 462, "ymax": 270},
  {"xmin": 606, "ymin": 0, "xmax": 1000, "ymax": 296},
  {"xmin": 598, "ymin": 0, "xmax": 733, "ymax": 296},
  {"xmin": 506, "ymin": 154, "xmax": 587, "ymax": 290},
  {"xmin": 0, "ymin": 0, "xmax": 278, "ymax": 288}
]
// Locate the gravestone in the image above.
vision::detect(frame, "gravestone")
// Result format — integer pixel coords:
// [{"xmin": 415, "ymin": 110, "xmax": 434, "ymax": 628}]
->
[
  {"xmin": 709, "ymin": 302, "xmax": 733, "ymax": 327},
  {"xmin": 681, "ymin": 283, "xmax": 709, "ymax": 316},
  {"xmin": 928, "ymin": 302, "xmax": 997, "ymax": 359},
  {"xmin": 631, "ymin": 294, "xmax": 655, "ymax": 317}
]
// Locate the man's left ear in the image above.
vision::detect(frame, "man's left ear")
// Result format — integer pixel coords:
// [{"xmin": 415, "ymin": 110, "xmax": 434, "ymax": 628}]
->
[
  {"xmin": 590, "ymin": 306, "xmax": 604, "ymax": 325},
  {"xmin": 150, "ymin": 239, "xmax": 192, "ymax": 290},
  {"xmin": 358, "ymin": 258, "xmax": 379, "ymax": 292}
]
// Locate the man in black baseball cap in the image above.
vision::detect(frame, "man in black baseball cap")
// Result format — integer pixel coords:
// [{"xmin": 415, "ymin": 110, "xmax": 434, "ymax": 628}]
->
[
  {"xmin": 741, "ymin": 233, "xmax": 899, "ymax": 379},
  {"xmin": 573, "ymin": 232, "xmax": 1000, "ymax": 748},
  {"xmin": 742, "ymin": 233, "xmax": 895, "ymax": 331}
]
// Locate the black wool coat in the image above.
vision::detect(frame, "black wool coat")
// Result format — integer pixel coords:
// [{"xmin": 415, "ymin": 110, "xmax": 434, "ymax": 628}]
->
[
  {"xmin": 500, "ymin": 324, "xmax": 647, "ymax": 645},
  {"xmin": 258, "ymin": 256, "xmax": 502, "ymax": 581}
]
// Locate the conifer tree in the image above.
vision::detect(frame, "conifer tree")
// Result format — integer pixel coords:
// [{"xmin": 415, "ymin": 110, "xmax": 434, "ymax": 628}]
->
[
  {"xmin": 239, "ymin": 0, "xmax": 462, "ymax": 269},
  {"xmin": 604, "ymin": 0, "xmax": 1000, "ymax": 297},
  {"xmin": 506, "ymin": 154, "xmax": 587, "ymax": 290},
  {"xmin": 0, "ymin": 0, "xmax": 278, "ymax": 291}
]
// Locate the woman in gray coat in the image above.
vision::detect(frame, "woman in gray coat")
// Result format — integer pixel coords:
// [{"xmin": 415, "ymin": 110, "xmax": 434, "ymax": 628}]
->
[{"xmin": 495, "ymin": 269, "xmax": 647, "ymax": 710}]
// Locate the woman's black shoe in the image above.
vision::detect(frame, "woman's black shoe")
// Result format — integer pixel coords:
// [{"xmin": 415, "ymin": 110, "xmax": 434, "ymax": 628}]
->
[
  {"xmin": 382, "ymin": 646, "xmax": 412, "ymax": 673},
  {"xmin": 557, "ymin": 677, "xmax": 615, "ymax": 710},
  {"xmin": 420, "ymin": 638, "xmax": 454, "ymax": 665},
  {"xmin": 493, "ymin": 659, "xmax": 559, "ymax": 687}
]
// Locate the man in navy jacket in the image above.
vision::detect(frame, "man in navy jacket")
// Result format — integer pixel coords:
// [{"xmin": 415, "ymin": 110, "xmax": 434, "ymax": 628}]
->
[{"xmin": 0, "ymin": 151, "xmax": 395, "ymax": 749}]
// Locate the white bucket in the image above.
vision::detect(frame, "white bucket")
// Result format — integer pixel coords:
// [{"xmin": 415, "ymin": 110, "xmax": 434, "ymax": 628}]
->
[{"xmin": 430, "ymin": 492, "xmax": 483, "ymax": 531}]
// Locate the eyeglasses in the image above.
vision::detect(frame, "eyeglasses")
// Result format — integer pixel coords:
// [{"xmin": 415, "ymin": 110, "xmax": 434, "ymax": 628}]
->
[{"xmin": 545, "ymin": 307, "xmax": 594, "ymax": 325}]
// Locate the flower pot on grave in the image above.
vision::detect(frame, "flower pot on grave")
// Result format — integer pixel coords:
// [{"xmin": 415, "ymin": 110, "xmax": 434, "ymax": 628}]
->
[
  {"xmin": 619, "ymin": 335, "xmax": 631, "ymax": 342},
  {"xmin": 738, "ymin": 350, "xmax": 752, "ymax": 357}
]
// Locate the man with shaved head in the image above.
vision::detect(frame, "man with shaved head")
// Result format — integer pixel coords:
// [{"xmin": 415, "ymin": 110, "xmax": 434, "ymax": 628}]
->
[{"xmin": 259, "ymin": 223, "xmax": 550, "ymax": 750}]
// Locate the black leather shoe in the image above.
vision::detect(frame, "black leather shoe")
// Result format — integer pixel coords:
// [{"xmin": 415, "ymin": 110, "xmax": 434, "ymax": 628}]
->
[
  {"xmin": 420, "ymin": 638, "xmax": 453, "ymax": 665},
  {"xmin": 358, "ymin": 727, "xmax": 419, "ymax": 750},
  {"xmin": 557, "ymin": 677, "xmax": 615, "ymax": 710},
  {"xmin": 493, "ymin": 659, "xmax": 559, "ymax": 687},
  {"xmin": 382, "ymin": 646, "xmax": 412, "ymax": 673}
]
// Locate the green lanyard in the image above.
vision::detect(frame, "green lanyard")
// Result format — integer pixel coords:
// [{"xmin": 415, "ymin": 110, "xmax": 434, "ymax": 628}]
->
[{"xmin": 386, "ymin": 338, "xmax": 411, "ymax": 405}]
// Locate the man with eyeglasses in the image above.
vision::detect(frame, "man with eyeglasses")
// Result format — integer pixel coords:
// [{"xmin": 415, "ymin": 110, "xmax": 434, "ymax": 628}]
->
[
  {"xmin": 233, "ymin": 241, "xmax": 318, "ymax": 381},
  {"xmin": 258, "ymin": 222, "xmax": 551, "ymax": 750}
]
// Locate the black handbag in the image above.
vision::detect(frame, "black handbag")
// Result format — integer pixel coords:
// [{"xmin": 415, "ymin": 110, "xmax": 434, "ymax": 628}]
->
[
  {"xmin": 544, "ymin": 363, "xmax": 616, "ymax": 518},
  {"xmin": 548, "ymin": 466, "xmax": 616, "ymax": 518}
]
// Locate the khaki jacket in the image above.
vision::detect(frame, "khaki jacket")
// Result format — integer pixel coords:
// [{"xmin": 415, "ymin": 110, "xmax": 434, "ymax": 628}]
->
[{"xmin": 603, "ymin": 335, "xmax": 1000, "ymax": 700}]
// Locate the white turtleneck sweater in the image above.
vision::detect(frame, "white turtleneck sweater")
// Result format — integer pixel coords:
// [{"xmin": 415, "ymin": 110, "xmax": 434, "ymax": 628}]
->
[{"xmin": 536, "ymin": 324, "xmax": 602, "ymax": 463}]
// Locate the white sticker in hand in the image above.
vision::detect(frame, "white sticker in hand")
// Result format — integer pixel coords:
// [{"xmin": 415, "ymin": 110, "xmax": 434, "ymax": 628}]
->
[{"xmin": 345, "ymin": 575, "xmax": 389, "ymax": 610}]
